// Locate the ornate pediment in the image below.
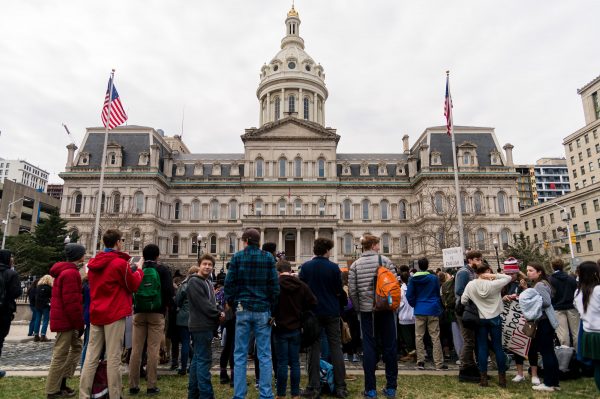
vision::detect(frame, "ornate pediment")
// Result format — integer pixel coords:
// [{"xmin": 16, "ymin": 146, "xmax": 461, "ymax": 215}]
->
[{"xmin": 242, "ymin": 117, "xmax": 340, "ymax": 143}]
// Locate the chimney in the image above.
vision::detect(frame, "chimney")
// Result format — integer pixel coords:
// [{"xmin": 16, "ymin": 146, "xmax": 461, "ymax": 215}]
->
[
  {"xmin": 66, "ymin": 143, "xmax": 78, "ymax": 168},
  {"xmin": 419, "ymin": 143, "xmax": 430, "ymax": 169},
  {"xmin": 503, "ymin": 143, "xmax": 514, "ymax": 166},
  {"xmin": 408, "ymin": 155, "xmax": 418, "ymax": 178},
  {"xmin": 402, "ymin": 135, "xmax": 410, "ymax": 153}
]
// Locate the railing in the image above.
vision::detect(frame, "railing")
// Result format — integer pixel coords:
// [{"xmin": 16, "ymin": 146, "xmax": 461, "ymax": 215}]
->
[
  {"xmin": 243, "ymin": 214, "xmax": 338, "ymax": 220},
  {"xmin": 16, "ymin": 280, "xmax": 34, "ymax": 303}
]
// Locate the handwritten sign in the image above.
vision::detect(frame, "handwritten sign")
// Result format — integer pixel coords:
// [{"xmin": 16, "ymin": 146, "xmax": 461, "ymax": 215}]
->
[
  {"xmin": 500, "ymin": 300, "xmax": 531, "ymax": 358},
  {"xmin": 442, "ymin": 247, "xmax": 463, "ymax": 268}
]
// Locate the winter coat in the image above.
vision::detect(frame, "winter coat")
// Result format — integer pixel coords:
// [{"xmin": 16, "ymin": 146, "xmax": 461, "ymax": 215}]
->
[
  {"xmin": 0, "ymin": 253, "xmax": 22, "ymax": 313},
  {"xmin": 549, "ymin": 270, "xmax": 578, "ymax": 310},
  {"xmin": 300, "ymin": 256, "xmax": 344, "ymax": 316},
  {"xmin": 187, "ymin": 274, "xmax": 220, "ymax": 333},
  {"xmin": 175, "ymin": 277, "xmax": 191, "ymax": 327},
  {"xmin": 86, "ymin": 250, "xmax": 143, "ymax": 326},
  {"xmin": 460, "ymin": 274, "xmax": 511, "ymax": 319},
  {"xmin": 35, "ymin": 284, "xmax": 52, "ymax": 310},
  {"xmin": 348, "ymin": 251, "xmax": 396, "ymax": 313},
  {"xmin": 406, "ymin": 271, "xmax": 443, "ymax": 316},
  {"xmin": 519, "ymin": 284, "xmax": 559, "ymax": 329},
  {"xmin": 274, "ymin": 274, "xmax": 317, "ymax": 331},
  {"xmin": 49, "ymin": 262, "xmax": 84, "ymax": 332},
  {"xmin": 398, "ymin": 283, "xmax": 415, "ymax": 325}
]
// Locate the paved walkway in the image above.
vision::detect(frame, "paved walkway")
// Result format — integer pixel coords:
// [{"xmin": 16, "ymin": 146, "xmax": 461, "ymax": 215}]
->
[{"xmin": 1, "ymin": 321, "xmax": 460, "ymax": 377}]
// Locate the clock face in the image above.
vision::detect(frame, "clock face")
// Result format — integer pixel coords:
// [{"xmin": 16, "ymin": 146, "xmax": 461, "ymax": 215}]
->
[{"xmin": 288, "ymin": 61, "xmax": 296, "ymax": 69}]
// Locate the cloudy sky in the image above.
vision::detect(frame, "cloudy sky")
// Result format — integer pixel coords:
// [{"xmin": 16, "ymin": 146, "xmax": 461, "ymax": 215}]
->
[{"xmin": 1, "ymin": 0, "xmax": 599, "ymax": 183}]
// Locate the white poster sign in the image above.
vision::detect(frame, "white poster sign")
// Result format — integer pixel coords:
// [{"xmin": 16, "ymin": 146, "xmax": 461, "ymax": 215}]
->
[{"xmin": 442, "ymin": 247, "xmax": 463, "ymax": 268}]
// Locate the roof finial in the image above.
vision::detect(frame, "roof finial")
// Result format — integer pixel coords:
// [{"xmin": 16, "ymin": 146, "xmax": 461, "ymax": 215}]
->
[{"xmin": 288, "ymin": 1, "xmax": 299, "ymax": 17}]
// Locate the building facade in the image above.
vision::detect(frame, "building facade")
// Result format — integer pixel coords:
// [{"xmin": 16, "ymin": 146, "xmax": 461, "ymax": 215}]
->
[
  {"xmin": 58, "ymin": 7, "xmax": 521, "ymax": 269},
  {"xmin": 533, "ymin": 158, "xmax": 570, "ymax": 203},
  {"xmin": 0, "ymin": 158, "xmax": 49, "ymax": 192},
  {"xmin": 46, "ymin": 184, "xmax": 64, "ymax": 201}
]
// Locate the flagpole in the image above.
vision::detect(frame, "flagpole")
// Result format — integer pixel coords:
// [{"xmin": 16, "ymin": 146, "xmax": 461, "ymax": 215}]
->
[
  {"xmin": 91, "ymin": 69, "xmax": 116, "ymax": 256},
  {"xmin": 447, "ymin": 71, "xmax": 466, "ymax": 254}
]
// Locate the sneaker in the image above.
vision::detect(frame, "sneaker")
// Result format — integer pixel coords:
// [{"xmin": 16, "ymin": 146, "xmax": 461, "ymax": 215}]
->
[
  {"xmin": 343, "ymin": 354, "xmax": 349, "ymax": 361},
  {"xmin": 335, "ymin": 389, "xmax": 349, "ymax": 398},
  {"xmin": 61, "ymin": 387, "xmax": 75, "ymax": 397},
  {"xmin": 34, "ymin": 335, "xmax": 40, "ymax": 342},
  {"xmin": 512, "ymin": 374, "xmax": 525, "ymax": 383},
  {"xmin": 47, "ymin": 393, "xmax": 66, "ymax": 399},
  {"xmin": 416, "ymin": 362, "xmax": 425, "ymax": 370},
  {"xmin": 531, "ymin": 376, "xmax": 541, "ymax": 386},
  {"xmin": 363, "ymin": 390, "xmax": 377, "ymax": 398},
  {"xmin": 0, "ymin": 370, "xmax": 5, "ymax": 378},
  {"xmin": 146, "ymin": 387, "xmax": 160, "ymax": 395},
  {"xmin": 381, "ymin": 388, "xmax": 396, "ymax": 398},
  {"xmin": 40, "ymin": 335, "xmax": 50, "ymax": 342},
  {"xmin": 129, "ymin": 387, "xmax": 140, "ymax": 395},
  {"xmin": 177, "ymin": 368, "xmax": 187, "ymax": 376},
  {"xmin": 352, "ymin": 354, "xmax": 360, "ymax": 362},
  {"xmin": 435, "ymin": 365, "xmax": 449, "ymax": 371},
  {"xmin": 300, "ymin": 388, "xmax": 320, "ymax": 398},
  {"xmin": 455, "ymin": 360, "xmax": 462, "ymax": 366},
  {"xmin": 532, "ymin": 384, "xmax": 555, "ymax": 392}
]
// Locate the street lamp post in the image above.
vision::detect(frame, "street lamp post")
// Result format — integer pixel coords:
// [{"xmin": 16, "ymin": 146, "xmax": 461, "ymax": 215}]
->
[
  {"xmin": 1, "ymin": 198, "xmax": 25, "ymax": 250},
  {"xmin": 197, "ymin": 233, "xmax": 202, "ymax": 261},
  {"xmin": 493, "ymin": 239, "xmax": 501, "ymax": 273}
]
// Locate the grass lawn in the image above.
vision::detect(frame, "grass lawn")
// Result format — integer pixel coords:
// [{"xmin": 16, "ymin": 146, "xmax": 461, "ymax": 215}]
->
[{"xmin": 0, "ymin": 374, "xmax": 597, "ymax": 398}]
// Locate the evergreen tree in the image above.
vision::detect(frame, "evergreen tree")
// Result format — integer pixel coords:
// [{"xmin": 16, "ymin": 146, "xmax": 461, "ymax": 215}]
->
[{"xmin": 503, "ymin": 232, "xmax": 550, "ymax": 271}]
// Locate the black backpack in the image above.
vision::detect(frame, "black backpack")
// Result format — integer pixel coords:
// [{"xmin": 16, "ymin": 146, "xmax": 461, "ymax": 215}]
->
[
  {"xmin": 300, "ymin": 310, "xmax": 320, "ymax": 349},
  {"xmin": 0, "ymin": 270, "xmax": 6, "ymax": 309}
]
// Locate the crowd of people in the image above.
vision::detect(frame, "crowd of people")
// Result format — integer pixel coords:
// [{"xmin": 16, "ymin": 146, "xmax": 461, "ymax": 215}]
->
[{"xmin": 0, "ymin": 230, "xmax": 600, "ymax": 398}]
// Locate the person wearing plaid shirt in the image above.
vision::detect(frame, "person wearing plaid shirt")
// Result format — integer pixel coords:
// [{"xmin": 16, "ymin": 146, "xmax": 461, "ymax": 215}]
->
[{"xmin": 224, "ymin": 228, "xmax": 279, "ymax": 399}]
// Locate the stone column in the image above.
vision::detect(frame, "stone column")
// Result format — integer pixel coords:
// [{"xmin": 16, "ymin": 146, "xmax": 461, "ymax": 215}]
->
[
  {"xmin": 281, "ymin": 88, "xmax": 285, "ymax": 114},
  {"xmin": 313, "ymin": 93, "xmax": 317, "ymax": 123},
  {"xmin": 503, "ymin": 143, "xmax": 514, "ymax": 166},
  {"xmin": 66, "ymin": 143, "xmax": 78, "ymax": 168},
  {"xmin": 296, "ymin": 228, "xmax": 301, "ymax": 263},
  {"xmin": 314, "ymin": 228, "xmax": 319, "ymax": 239},
  {"xmin": 267, "ymin": 92, "xmax": 271, "ymax": 123},
  {"xmin": 332, "ymin": 229, "xmax": 338, "ymax": 263},
  {"xmin": 260, "ymin": 229, "xmax": 265, "ymax": 245},
  {"xmin": 278, "ymin": 228, "xmax": 283, "ymax": 254},
  {"xmin": 259, "ymin": 95, "xmax": 263, "ymax": 126},
  {"xmin": 402, "ymin": 135, "xmax": 410, "ymax": 153},
  {"xmin": 299, "ymin": 88, "xmax": 303, "ymax": 118}
]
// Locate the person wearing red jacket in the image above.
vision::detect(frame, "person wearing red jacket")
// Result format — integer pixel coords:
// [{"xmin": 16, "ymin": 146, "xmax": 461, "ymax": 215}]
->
[
  {"xmin": 46, "ymin": 243, "xmax": 86, "ymax": 399},
  {"xmin": 79, "ymin": 229, "xmax": 143, "ymax": 399}
]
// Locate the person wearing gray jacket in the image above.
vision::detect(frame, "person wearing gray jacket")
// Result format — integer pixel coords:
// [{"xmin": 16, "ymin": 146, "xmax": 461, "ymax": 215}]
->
[
  {"xmin": 187, "ymin": 255, "xmax": 224, "ymax": 399},
  {"xmin": 348, "ymin": 235, "xmax": 398, "ymax": 399}
]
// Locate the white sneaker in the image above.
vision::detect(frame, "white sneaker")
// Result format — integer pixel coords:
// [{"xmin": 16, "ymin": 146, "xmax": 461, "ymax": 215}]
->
[
  {"xmin": 512, "ymin": 375, "xmax": 525, "ymax": 383},
  {"xmin": 532, "ymin": 384, "xmax": 555, "ymax": 392},
  {"xmin": 531, "ymin": 376, "xmax": 541, "ymax": 386}
]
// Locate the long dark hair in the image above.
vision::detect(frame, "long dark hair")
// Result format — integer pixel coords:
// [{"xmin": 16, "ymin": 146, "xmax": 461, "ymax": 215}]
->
[
  {"xmin": 577, "ymin": 261, "xmax": 600, "ymax": 313},
  {"xmin": 528, "ymin": 262, "xmax": 549, "ymax": 283}
]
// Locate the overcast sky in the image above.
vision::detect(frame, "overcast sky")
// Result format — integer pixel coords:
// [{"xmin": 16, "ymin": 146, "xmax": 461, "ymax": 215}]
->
[{"xmin": 1, "ymin": 0, "xmax": 599, "ymax": 184}]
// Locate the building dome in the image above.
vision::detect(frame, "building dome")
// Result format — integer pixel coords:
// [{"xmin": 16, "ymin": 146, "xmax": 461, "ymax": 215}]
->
[{"xmin": 257, "ymin": 7, "xmax": 328, "ymax": 127}]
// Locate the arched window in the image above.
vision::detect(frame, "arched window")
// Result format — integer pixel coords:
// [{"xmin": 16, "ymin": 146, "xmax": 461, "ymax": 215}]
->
[
  {"xmin": 497, "ymin": 191, "xmax": 507, "ymax": 214},
  {"xmin": 380, "ymin": 200, "xmax": 390, "ymax": 220},
  {"xmin": 210, "ymin": 235, "xmax": 217, "ymax": 254},
  {"xmin": 317, "ymin": 158, "xmax": 325, "ymax": 177},
  {"xmin": 191, "ymin": 200, "xmax": 200, "ymax": 220},
  {"xmin": 134, "ymin": 192, "xmax": 144, "ymax": 213},
  {"xmin": 288, "ymin": 95, "xmax": 295, "ymax": 113},
  {"xmin": 172, "ymin": 235, "xmax": 179, "ymax": 254},
  {"xmin": 255, "ymin": 158, "xmax": 264, "ymax": 178},
  {"xmin": 274, "ymin": 97, "xmax": 281, "ymax": 121},
  {"xmin": 463, "ymin": 228, "xmax": 471, "ymax": 249},
  {"xmin": 210, "ymin": 200, "xmax": 219, "ymax": 220},
  {"xmin": 362, "ymin": 199, "xmax": 370, "ymax": 220},
  {"xmin": 318, "ymin": 199, "xmax": 326, "ymax": 216},
  {"xmin": 343, "ymin": 199, "xmax": 352, "ymax": 220},
  {"xmin": 399, "ymin": 200, "xmax": 407, "ymax": 220},
  {"xmin": 278, "ymin": 199, "xmax": 286, "ymax": 215},
  {"xmin": 255, "ymin": 199, "xmax": 263, "ymax": 216},
  {"xmin": 500, "ymin": 229, "xmax": 511, "ymax": 250},
  {"xmin": 191, "ymin": 234, "xmax": 199, "ymax": 254},
  {"xmin": 400, "ymin": 234, "xmax": 409, "ymax": 253},
  {"xmin": 381, "ymin": 233, "xmax": 391, "ymax": 254},
  {"xmin": 294, "ymin": 157, "xmax": 302, "ymax": 177},
  {"xmin": 279, "ymin": 158, "xmax": 286, "ymax": 177},
  {"xmin": 474, "ymin": 192, "xmax": 483, "ymax": 214},
  {"xmin": 173, "ymin": 200, "xmax": 181, "ymax": 220},
  {"xmin": 132, "ymin": 230, "xmax": 141, "ymax": 251},
  {"xmin": 109, "ymin": 153, "xmax": 116, "ymax": 165},
  {"xmin": 228, "ymin": 234, "xmax": 237, "ymax": 254},
  {"xmin": 112, "ymin": 193, "xmax": 121, "ymax": 213},
  {"xmin": 303, "ymin": 97, "xmax": 309, "ymax": 120},
  {"xmin": 74, "ymin": 193, "xmax": 82, "ymax": 214},
  {"xmin": 434, "ymin": 193, "xmax": 444, "ymax": 214},
  {"xmin": 343, "ymin": 234, "xmax": 353, "ymax": 254},
  {"xmin": 476, "ymin": 228, "xmax": 487, "ymax": 250},
  {"xmin": 464, "ymin": 152, "xmax": 471, "ymax": 165},
  {"xmin": 294, "ymin": 199, "xmax": 302, "ymax": 215},
  {"xmin": 460, "ymin": 192, "xmax": 467, "ymax": 214},
  {"xmin": 229, "ymin": 200, "xmax": 238, "ymax": 220}
]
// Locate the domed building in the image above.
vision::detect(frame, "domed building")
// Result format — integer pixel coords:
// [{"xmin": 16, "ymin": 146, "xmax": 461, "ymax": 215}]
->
[{"xmin": 59, "ymin": 6, "xmax": 521, "ymax": 269}]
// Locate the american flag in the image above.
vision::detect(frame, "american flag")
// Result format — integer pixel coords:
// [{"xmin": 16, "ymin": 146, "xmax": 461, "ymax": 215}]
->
[
  {"xmin": 101, "ymin": 77, "xmax": 128, "ymax": 129},
  {"xmin": 444, "ymin": 72, "xmax": 453, "ymax": 137}
]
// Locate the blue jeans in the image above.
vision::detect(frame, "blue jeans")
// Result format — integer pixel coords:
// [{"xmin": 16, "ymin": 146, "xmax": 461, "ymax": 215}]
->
[
  {"xmin": 274, "ymin": 329, "xmax": 301, "ymax": 397},
  {"xmin": 233, "ymin": 310, "xmax": 273, "ymax": 399},
  {"xmin": 475, "ymin": 316, "xmax": 506, "ymax": 373},
  {"xmin": 188, "ymin": 331, "xmax": 214, "ymax": 399},
  {"xmin": 180, "ymin": 326, "xmax": 191, "ymax": 371},
  {"xmin": 34, "ymin": 307, "xmax": 50, "ymax": 336},
  {"xmin": 28, "ymin": 305, "xmax": 40, "ymax": 336}
]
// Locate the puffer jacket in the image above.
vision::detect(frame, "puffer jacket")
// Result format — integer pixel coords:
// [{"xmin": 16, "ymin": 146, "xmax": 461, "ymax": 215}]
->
[
  {"xmin": 519, "ymin": 284, "xmax": 559, "ymax": 329},
  {"xmin": 348, "ymin": 251, "xmax": 396, "ymax": 313},
  {"xmin": 49, "ymin": 262, "xmax": 84, "ymax": 332}
]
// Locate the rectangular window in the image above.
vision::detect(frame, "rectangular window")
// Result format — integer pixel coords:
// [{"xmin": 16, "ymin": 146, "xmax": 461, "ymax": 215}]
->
[
  {"xmin": 585, "ymin": 133, "xmax": 590, "ymax": 144},
  {"xmin": 532, "ymin": 219, "xmax": 537, "ymax": 228},
  {"xmin": 587, "ymin": 240, "xmax": 594, "ymax": 252},
  {"xmin": 540, "ymin": 216, "xmax": 545, "ymax": 226},
  {"xmin": 579, "ymin": 152, "xmax": 584, "ymax": 161},
  {"xmin": 581, "ymin": 166, "xmax": 586, "ymax": 175},
  {"xmin": 596, "ymin": 218, "xmax": 600, "ymax": 230},
  {"xmin": 593, "ymin": 91, "xmax": 600, "ymax": 119},
  {"xmin": 577, "ymin": 138, "xmax": 581, "ymax": 148},
  {"xmin": 573, "ymin": 224, "xmax": 579, "ymax": 234},
  {"xmin": 576, "ymin": 242, "xmax": 581, "ymax": 253},
  {"xmin": 594, "ymin": 199, "xmax": 599, "ymax": 211},
  {"xmin": 525, "ymin": 221, "xmax": 529, "ymax": 231},
  {"xmin": 571, "ymin": 206, "xmax": 576, "ymax": 218},
  {"xmin": 582, "ymin": 202, "xmax": 588, "ymax": 215},
  {"xmin": 587, "ymin": 148, "xmax": 592, "ymax": 157},
  {"xmin": 570, "ymin": 156, "xmax": 575, "ymax": 165},
  {"xmin": 552, "ymin": 229, "xmax": 557, "ymax": 239},
  {"xmin": 589, "ymin": 162, "xmax": 594, "ymax": 171},
  {"xmin": 584, "ymin": 221, "xmax": 590, "ymax": 232},
  {"xmin": 573, "ymin": 169, "xmax": 577, "ymax": 178},
  {"xmin": 596, "ymin": 143, "xmax": 600, "ymax": 153},
  {"xmin": 550, "ymin": 213, "xmax": 555, "ymax": 223}
]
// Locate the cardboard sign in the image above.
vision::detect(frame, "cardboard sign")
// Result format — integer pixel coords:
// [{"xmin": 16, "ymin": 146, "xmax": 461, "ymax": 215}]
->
[
  {"xmin": 442, "ymin": 247, "xmax": 463, "ymax": 268},
  {"xmin": 500, "ymin": 300, "xmax": 532, "ymax": 358}
]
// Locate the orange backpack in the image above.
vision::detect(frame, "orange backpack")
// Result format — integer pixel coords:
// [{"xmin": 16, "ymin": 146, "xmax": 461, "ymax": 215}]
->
[{"xmin": 373, "ymin": 255, "xmax": 401, "ymax": 311}]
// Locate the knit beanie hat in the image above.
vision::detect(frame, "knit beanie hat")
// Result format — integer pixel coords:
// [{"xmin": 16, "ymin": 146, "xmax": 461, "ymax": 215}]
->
[
  {"xmin": 65, "ymin": 243, "xmax": 86, "ymax": 262},
  {"xmin": 502, "ymin": 257, "xmax": 520, "ymax": 274}
]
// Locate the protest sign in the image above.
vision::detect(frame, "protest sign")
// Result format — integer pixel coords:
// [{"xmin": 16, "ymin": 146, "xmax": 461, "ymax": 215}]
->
[{"xmin": 500, "ymin": 300, "xmax": 531, "ymax": 358}]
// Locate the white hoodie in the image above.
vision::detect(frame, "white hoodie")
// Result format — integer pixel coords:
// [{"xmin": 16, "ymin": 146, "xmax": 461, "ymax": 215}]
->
[
  {"xmin": 398, "ymin": 283, "xmax": 415, "ymax": 325},
  {"xmin": 461, "ymin": 274, "xmax": 511, "ymax": 320}
]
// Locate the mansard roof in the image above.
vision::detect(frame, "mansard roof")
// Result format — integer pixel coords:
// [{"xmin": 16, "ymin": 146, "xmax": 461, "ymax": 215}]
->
[
  {"xmin": 80, "ymin": 132, "xmax": 151, "ymax": 167},
  {"xmin": 337, "ymin": 153, "xmax": 408, "ymax": 162},
  {"xmin": 175, "ymin": 153, "xmax": 244, "ymax": 161}
]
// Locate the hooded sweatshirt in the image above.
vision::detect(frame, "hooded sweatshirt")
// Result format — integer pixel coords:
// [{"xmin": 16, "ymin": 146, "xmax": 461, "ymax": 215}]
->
[
  {"xmin": 49, "ymin": 262, "xmax": 84, "ymax": 332},
  {"xmin": 86, "ymin": 250, "xmax": 143, "ymax": 325},
  {"xmin": 274, "ymin": 274, "xmax": 317, "ymax": 331},
  {"xmin": 187, "ymin": 274, "xmax": 220, "ymax": 332},
  {"xmin": 549, "ymin": 270, "xmax": 577, "ymax": 310},
  {"xmin": 0, "ymin": 250, "xmax": 22, "ymax": 313},
  {"xmin": 406, "ymin": 271, "xmax": 443, "ymax": 316},
  {"xmin": 461, "ymin": 274, "xmax": 511, "ymax": 319}
]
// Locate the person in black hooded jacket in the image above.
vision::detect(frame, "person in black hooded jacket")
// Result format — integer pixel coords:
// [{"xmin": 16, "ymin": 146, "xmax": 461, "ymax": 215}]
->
[
  {"xmin": 548, "ymin": 258, "xmax": 580, "ymax": 348},
  {"xmin": 0, "ymin": 249, "xmax": 23, "ymax": 378}
]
